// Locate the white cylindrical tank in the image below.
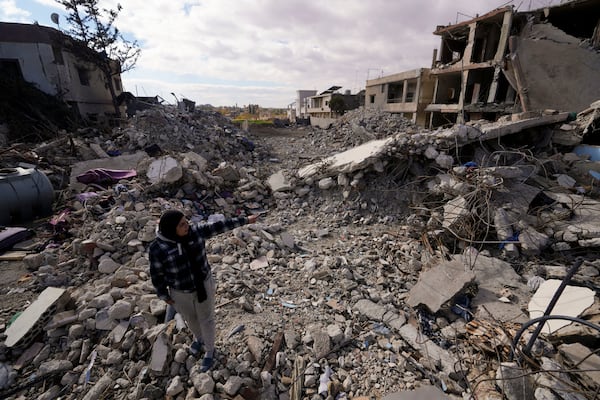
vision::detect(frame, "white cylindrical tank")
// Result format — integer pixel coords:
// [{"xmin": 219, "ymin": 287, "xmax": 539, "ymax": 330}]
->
[{"xmin": 0, "ymin": 167, "xmax": 54, "ymax": 225}]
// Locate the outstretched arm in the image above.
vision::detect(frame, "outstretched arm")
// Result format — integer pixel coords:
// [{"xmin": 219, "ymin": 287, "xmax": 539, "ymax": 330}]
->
[{"xmin": 196, "ymin": 214, "xmax": 259, "ymax": 238}]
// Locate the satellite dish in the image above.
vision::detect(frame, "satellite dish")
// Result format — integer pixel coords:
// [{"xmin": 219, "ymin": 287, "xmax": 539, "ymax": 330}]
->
[{"xmin": 51, "ymin": 13, "xmax": 59, "ymax": 25}]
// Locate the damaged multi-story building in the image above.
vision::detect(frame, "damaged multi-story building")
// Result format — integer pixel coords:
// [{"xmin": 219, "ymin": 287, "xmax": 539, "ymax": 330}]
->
[
  {"xmin": 366, "ymin": 0, "xmax": 600, "ymax": 128},
  {"xmin": 307, "ymin": 86, "xmax": 362, "ymax": 128},
  {"xmin": 0, "ymin": 22, "xmax": 124, "ymax": 121},
  {"xmin": 364, "ymin": 68, "xmax": 435, "ymax": 127}
]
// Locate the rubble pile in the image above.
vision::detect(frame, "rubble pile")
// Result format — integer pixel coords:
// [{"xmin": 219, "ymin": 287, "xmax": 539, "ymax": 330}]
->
[
  {"xmin": 0, "ymin": 104, "xmax": 599, "ymax": 399},
  {"xmin": 322, "ymin": 108, "xmax": 423, "ymax": 149}
]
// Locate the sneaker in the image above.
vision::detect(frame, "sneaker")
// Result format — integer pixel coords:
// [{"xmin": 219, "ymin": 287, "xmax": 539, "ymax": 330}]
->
[
  {"xmin": 189, "ymin": 340, "xmax": 203, "ymax": 355},
  {"xmin": 200, "ymin": 356, "xmax": 214, "ymax": 373}
]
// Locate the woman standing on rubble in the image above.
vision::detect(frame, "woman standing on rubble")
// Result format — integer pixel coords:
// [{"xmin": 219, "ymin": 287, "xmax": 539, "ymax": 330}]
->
[{"xmin": 148, "ymin": 209, "xmax": 258, "ymax": 372}]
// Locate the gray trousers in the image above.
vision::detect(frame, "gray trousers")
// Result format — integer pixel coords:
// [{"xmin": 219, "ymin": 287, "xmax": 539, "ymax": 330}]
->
[{"xmin": 169, "ymin": 274, "xmax": 216, "ymax": 354}]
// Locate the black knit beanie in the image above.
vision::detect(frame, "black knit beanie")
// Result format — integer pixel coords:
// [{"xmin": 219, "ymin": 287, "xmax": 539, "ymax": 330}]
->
[{"xmin": 158, "ymin": 210, "xmax": 185, "ymax": 241}]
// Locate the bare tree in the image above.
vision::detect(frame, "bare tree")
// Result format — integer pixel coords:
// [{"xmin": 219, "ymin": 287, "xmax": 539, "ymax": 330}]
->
[{"xmin": 56, "ymin": 0, "xmax": 140, "ymax": 118}]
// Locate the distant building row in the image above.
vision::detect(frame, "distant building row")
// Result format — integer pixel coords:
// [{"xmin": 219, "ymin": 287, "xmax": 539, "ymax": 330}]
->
[{"xmin": 294, "ymin": 0, "xmax": 600, "ymax": 129}]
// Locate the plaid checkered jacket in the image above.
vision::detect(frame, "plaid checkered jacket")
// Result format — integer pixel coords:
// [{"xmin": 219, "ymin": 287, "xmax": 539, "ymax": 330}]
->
[{"xmin": 148, "ymin": 217, "xmax": 248, "ymax": 301}]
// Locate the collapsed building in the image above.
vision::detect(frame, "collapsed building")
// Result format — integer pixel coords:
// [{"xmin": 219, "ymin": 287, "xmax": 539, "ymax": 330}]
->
[
  {"xmin": 0, "ymin": 98, "xmax": 599, "ymax": 399},
  {"xmin": 0, "ymin": 22, "xmax": 125, "ymax": 121},
  {"xmin": 365, "ymin": 0, "xmax": 600, "ymax": 128},
  {"xmin": 0, "ymin": 1, "xmax": 600, "ymax": 399}
]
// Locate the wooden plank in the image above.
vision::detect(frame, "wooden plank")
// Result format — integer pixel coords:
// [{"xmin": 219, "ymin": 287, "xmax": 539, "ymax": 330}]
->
[
  {"xmin": 263, "ymin": 331, "xmax": 284, "ymax": 372},
  {"xmin": 0, "ymin": 251, "xmax": 29, "ymax": 261},
  {"xmin": 289, "ymin": 355, "xmax": 304, "ymax": 400}
]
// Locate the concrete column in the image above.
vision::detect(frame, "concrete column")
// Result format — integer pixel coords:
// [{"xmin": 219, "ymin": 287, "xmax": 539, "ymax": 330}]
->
[{"xmin": 488, "ymin": 10, "xmax": 514, "ymax": 103}]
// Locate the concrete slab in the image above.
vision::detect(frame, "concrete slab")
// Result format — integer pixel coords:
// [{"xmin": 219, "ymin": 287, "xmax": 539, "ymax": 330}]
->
[
  {"xmin": 147, "ymin": 156, "xmax": 182, "ymax": 184},
  {"xmin": 457, "ymin": 252, "xmax": 529, "ymax": 323},
  {"xmin": 491, "ymin": 183, "xmax": 540, "ymax": 215},
  {"xmin": 442, "ymin": 196, "xmax": 469, "ymax": 230},
  {"xmin": 528, "ymin": 279, "xmax": 595, "ymax": 334},
  {"xmin": 407, "ymin": 259, "xmax": 475, "ymax": 313},
  {"xmin": 473, "ymin": 112, "xmax": 570, "ymax": 143},
  {"xmin": 382, "ymin": 385, "xmax": 449, "ymax": 400},
  {"xmin": 398, "ymin": 324, "xmax": 457, "ymax": 374},
  {"xmin": 267, "ymin": 170, "xmax": 292, "ymax": 192},
  {"xmin": 559, "ymin": 343, "xmax": 600, "ymax": 385},
  {"xmin": 298, "ymin": 136, "xmax": 395, "ymax": 179},
  {"xmin": 150, "ymin": 331, "xmax": 170, "ymax": 373},
  {"xmin": 5, "ymin": 287, "xmax": 69, "ymax": 348},
  {"xmin": 544, "ymin": 193, "xmax": 600, "ymax": 242}
]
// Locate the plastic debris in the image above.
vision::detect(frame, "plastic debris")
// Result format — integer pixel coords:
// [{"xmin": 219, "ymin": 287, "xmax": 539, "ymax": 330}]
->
[
  {"xmin": 372, "ymin": 322, "xmax": 391, "ymax": 336},
  {"xmin": 318, "ymin": 366, "xmax": 332, "ymax": 396},
  {"xmin": 84, "ymin": 350, "xmax": 97, "ymax": 386},
  {"xmin": 451, "ymin": 294, "xmax": 473, "ymax": 322},
  {"xmin": 228, "ymin": 324, "xmax": 245, "ymax": 338},
  {"xmin": 281, "ymin": 300, "xmax": 297, "ymax": 309}
]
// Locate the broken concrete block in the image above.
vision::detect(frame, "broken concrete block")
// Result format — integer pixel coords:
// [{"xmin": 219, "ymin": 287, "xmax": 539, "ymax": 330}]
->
[
  {"xmin": 556, "ymin": 174, "xmax": 576, "ymax": 188},
  {"xmin": 535, "ymin": 357, "xmax": 586, "ymax": 400},
  {"xmin": 381, "ymin": 385, "xmax": 450, "ymax": 399},
  {"xmin": 353, "ymin": 299, "xmax": 386, "ymax": 321},
  {"xmin": 98, "ymin": 257, "xmax": 120, "ymax": 274},
  {"xmin": 182, "ymin": 151, "xmax": 208, "ymax": 172},
  {"xmin": 212, "ymin": 162, "xmax": 239, "ymax": 182},
  {"xmin": 147, "ymin": 156, "xmax": 182, "ymax": 184},
  {"xmin": 266, "ymin": 170, "xmax": 291, "ymax": 192},
  {"xmin": 247, "ymin": 335, "xmax": 266, "ymax": 364},
  {"xmin": 5, "ymin": 287, "xmax": 69, "ymax": 348},
  {"xmin": 528, "ymin": 279, "xmax": 595, "ymax": 334},
  {"xmin": 89, "ymin": 143, "xmax": 109, "ymax": 158},
  {"xmin": 458, "ymin": 251, "xmax": 529, "ymax": 322},
  {"xmin": 496, "ymin": 362, "xmax": 535, "ymax": 400},
  {"xmin": 442, "ymin": 196, "xmax": 469, "ymax": 230},
  {"xmin": 519, "ymin": 225, "xmax": 550, "ymax": 255},
  {"xmin": 435, "ymin": 153, "xmax": 453, "ymax": 169},
  {"xmin": 318, "ymin": 177, "xmax": 335, "ymax": 190},
  {"xmin": 191, "ymin": 370, "xmax": 215, "ymax": 395},
  {"xmin": 149, "ymin": 331, "xmax": 170, "ymax": 374},
  {"xmin": 494, "ymin": 208, "xmax": 514, "ymax": 240},
  {"xmin": 249, "ymin": 256, "xmax": 269, "ymax": 270},
  {"xmin": 407, "ymin": 259, "xmax": 475, "ymax": 313},
  {"xmin": 424, "ymin": 146, "xmax": 439, "ymax": 160},
  {"xmin": 558, "ymin": 343, "xmax": 600, "ymax": 386},
  {"xmin": 398, "ymin": 324, "xmax": 457, "ymax": 373}
]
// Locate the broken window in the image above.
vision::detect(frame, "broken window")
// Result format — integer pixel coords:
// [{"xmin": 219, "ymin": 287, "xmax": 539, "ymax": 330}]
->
[
  {"xmin": 77, "ymin": 67, "xmax": 90, "ymax": 86},
  {"xmin": 439, "ymin": 32, "xmax": 468, "ymax": 64},
  {"xmin": 434, "ymin": 73, "xmax": 461, "ymax": 104},
  {"xmin": 465, "ymin": 68, "xmax": 494, "ymax": 104},
  {"xmin": 472, "ymin": 20, "xmax": 502, "ymax": 63},
  {"xmin": 406, "ymin": 80, "xmax": 417, "ymax": 103},
  {"xmin": 370, "ymin": 95, "xmax": 375, "ymax": 104},
  {"xmin": 0, "ymin": 59, "xmax": 23, "ymax": 81},
  {"xmin": 387, "ymin": 82, "xmax": 404, "ymax": 103}
]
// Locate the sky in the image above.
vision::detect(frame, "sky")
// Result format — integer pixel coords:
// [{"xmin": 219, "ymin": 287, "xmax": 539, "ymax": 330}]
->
[{"xmin": 3, "ymin": 0, "xmax": 564, "ymax": 108}]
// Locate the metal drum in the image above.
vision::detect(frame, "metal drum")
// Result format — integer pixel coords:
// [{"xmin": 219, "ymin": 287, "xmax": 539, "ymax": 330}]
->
[{"xmin": 0, "ymin": 167, "xmax": 54, "ymax": 225}]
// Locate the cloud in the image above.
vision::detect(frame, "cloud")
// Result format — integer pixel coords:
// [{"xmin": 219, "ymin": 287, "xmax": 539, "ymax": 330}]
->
[{"xmin": 0, "ymin": 0, "xmax": 31, "ymax": 21}]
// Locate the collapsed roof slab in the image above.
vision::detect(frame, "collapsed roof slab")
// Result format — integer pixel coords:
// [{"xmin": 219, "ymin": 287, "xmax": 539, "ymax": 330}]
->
[
  {"xmin": 297, "ymin": 136, "xmax": 396, "ymax": 179},
  {"xmin": 512, "ymin": 23, "xmax": 600, "ymax": 114},
  {"xmin": 297, "ymin": 112, "xmax": 570, "ymax": 182},
  {"xmin": 462, "ymin": 112, "xmax": 571, "ymax": 144}
]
